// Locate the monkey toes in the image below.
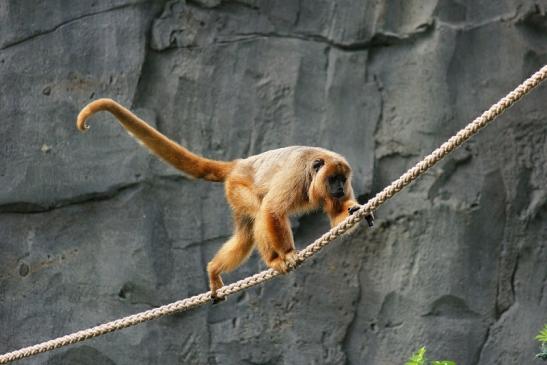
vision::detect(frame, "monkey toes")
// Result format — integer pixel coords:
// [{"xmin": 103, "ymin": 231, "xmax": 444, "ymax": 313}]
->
[
  {"xmin": 269, "ymin": 250, "xmax": 299, "ymax": 273},
  {"xmin": 284, "ymin": 250, "xmax": 299, "ymax": 269},
  {"xmin": 212, "ymin": 296, "xmax": 226, "ymax": 305}
]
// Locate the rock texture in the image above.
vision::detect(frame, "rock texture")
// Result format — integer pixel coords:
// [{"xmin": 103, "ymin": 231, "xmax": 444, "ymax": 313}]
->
[{"xmin": 1, "ymin": 1, "xmax": 546, "ymax": 364}]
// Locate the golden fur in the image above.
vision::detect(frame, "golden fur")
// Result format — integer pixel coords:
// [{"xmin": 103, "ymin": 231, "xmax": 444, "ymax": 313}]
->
[{"xmin": 77, "ymin": 99, "xmax": 362, "ymax": 300}]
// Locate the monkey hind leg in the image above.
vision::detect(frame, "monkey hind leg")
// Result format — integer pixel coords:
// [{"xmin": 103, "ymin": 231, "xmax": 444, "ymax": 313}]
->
[
  {"xmin": 207, "ymin": 218, "xmax": 254, "ymax": 300},
  {"xmin": 225, "ymin": 176, "xmax": 262, "ymax": 217}
]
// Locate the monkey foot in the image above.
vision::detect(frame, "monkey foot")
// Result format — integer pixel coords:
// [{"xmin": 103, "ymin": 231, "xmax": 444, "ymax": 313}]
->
[
  {"xmin": 269, "ymin": 250, "xmax": 298, "ymax": 273},
  {"xmin": 211, "ymin": 295, "xmax": 226, "ymax": 305},
  {"xmin": 284, "ymin": 250, "xmax": 299, "ymax": 270},
  {"xmin": 211, "ymin": 288, "xmax": 226, "ymax": 304}
]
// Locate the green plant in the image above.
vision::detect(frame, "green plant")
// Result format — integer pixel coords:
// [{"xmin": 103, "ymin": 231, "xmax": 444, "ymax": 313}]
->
[
  {"xmin": 406, "ymin": 347, "xmax": 427, "ymax": 365},
  {"xmin": 537, "ymin": 324, "xmax": 547, "ymax": 361},
  {"xmin": 537, "ymin": 325, "xmax": 547, "ymax": 343},
  {"xmin": 405, "ymin": 347, "xmax": 455, "ymax": 365}
]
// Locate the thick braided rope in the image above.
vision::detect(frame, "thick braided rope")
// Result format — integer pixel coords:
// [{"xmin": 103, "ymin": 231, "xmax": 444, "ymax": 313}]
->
[{"xmin": 1, "ymin": 65, "xmax": 546, "ymax": 364}]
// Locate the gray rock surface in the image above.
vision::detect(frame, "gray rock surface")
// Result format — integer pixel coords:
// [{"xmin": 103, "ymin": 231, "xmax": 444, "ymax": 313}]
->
[{"xmin": 1, "ymin": 1, "xmax": 546, "ymax": 364}]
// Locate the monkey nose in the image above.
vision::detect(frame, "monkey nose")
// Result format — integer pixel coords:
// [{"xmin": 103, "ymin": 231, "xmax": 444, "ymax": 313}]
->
[{"xmin": 333, "ymin": 191, "xmax": 344, "ymax": 198}]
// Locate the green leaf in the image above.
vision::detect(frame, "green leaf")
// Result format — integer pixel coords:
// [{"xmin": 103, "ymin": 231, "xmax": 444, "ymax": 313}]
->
[
  {"xmin": 431, "ymin": 361, "xmax": 456, "ymax": 365},
  {"xmin": 536, "ymin": 325, "xmax": 547, "ymax": 343},
  {"xmin": 405, "ymin": 347, "xmax": 427, "ymax": 365}
]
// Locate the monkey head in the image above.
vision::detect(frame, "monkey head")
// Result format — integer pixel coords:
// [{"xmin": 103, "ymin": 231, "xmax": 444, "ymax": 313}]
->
[{"xmin": 309, "ymin": 156, "xmax": 353, "ymax": 204}]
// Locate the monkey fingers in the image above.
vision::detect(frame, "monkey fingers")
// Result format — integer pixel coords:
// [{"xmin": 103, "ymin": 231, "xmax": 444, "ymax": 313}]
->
[
  {"xmin": 365, "ymin": 213, "xmax": 374, "ymax": 227},
  {"xmin": 348, "ymin": 205, "xmax": 361, "ymax": 215},
  {"xmin": 348, "ymin": 205, "xmax": 374, "ymax": 227}
]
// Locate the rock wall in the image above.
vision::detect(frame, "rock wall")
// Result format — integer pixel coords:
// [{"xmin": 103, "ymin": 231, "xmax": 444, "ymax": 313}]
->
[{"xmin": 1, "ymin": 1, "xmax": 546, "ymax": 364}]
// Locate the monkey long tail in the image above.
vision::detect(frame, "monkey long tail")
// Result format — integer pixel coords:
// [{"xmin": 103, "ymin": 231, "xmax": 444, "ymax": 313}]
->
[{"xmin": 76, "ymin": 98, "xmax": 235, "ymax": 182}]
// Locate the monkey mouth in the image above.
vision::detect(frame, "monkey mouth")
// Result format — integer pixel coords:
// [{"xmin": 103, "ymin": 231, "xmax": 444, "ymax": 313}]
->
[{"xmin": 332, "ymin": 191, "xmax": 345, "ymax": 199}]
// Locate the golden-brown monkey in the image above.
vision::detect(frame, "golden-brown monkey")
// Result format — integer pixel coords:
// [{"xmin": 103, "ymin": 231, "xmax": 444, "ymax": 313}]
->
[{"xmin": 77, "ymin": 99, "xmax": 371, "ymax": 301}]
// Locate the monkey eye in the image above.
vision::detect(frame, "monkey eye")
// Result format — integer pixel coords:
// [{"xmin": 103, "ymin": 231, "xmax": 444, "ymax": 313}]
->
[
  {"xmin": 312, "ymin": 159, "xmax": 324, "ymax": 172},
  {"xmin": 329, "ymin": 175, "xmax": 346, "ymax": 183}
]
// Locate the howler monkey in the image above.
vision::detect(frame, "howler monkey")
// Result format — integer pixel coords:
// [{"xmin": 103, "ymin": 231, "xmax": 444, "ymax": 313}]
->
[{"xmin": 77, "ymin": 99, "xmax": 371, "ymax": 301}]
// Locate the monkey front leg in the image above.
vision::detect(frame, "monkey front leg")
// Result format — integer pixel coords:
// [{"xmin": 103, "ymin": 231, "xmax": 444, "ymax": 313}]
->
[
  {"xmin": 328, "ymin": 199, "xmax": 374, "ymax": 229},
  {"xmin": 254, "ymin": 209, "xmax": 298, "ymax": 273},
  {"xmin": 327, "ymin": 199, "xmax": 360, "ymax": 227}
]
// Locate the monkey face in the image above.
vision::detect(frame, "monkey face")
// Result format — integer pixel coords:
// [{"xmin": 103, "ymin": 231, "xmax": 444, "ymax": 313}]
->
[
  {"xmin": 328, "ymin": 174, "xmax": 347, "ymax": 199},
  {"xmin": 309, "ymin": 156, "xmax": 352, "ymax": 204}
]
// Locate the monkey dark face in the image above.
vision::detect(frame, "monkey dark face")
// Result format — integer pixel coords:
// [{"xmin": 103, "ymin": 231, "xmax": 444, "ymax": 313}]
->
[
  {"xmin": 309, "ymin": 157, "xmax": 352, "ymax": 205},
  {"xmin": 328, "ymin": 174, "xmax": 347, "ymax": 199}
]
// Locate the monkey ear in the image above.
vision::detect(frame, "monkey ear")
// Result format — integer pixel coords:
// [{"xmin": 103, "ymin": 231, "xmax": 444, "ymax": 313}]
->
[{"xmin": 312, "ymin": 159, "xmax": 325, "ymax": 172}]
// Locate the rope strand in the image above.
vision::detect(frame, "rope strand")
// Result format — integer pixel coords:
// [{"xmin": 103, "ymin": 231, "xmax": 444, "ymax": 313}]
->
[{"xmin": 1, "ymin": 64, "xmax": 546, "ymax": 364}]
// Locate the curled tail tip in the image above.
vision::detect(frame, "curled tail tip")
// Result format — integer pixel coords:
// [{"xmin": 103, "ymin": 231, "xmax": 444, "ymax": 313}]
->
[
  {"xmin": 77, "ymin": 122, "xmax": 90, "ymax": 132},
  {"xmin": 76, "ymin": 109, "xmax": 91, "ymax": 131},
  {"xmin": 76, "ymin": 98, "xmax": 115, "ymax": 132}
]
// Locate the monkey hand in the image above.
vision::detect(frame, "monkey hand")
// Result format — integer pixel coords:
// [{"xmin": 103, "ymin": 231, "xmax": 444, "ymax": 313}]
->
[
  {"xmin": 348, "ymin": 205, "xmax": 361, "ymax": 215},
  {"xmin": 348, "ymin": 205, "xmax": 374, "ymax": 227}
]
